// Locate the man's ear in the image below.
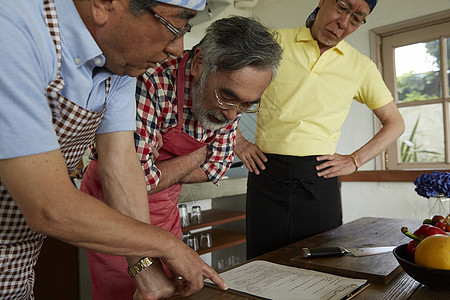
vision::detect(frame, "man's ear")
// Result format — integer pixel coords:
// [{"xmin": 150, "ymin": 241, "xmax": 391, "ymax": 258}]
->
[
  {"xmin": 191, "ymin": 47, "xmax": 204, "ymax": 78},
  {"xmin": 91, "ymin": 0, "xmax": 118, "ymax": 25}
]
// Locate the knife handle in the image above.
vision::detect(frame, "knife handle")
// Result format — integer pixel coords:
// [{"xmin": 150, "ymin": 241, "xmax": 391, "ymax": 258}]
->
[{"xmin": 301, "ymin": 247, "xmax": 346, "ymax": 258}]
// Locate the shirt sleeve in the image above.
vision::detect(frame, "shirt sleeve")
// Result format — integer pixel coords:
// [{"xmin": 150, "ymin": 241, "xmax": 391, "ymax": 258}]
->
[
  {"xmin": 135, "ymin": 75, "xmax": 161, "ymax": 192},
  {"xmin": 96, "ymin": 76, "xmax": 137, "ymax": 134},
  {"xmin": 0, "ymin": 6, "xmax": 60, "ymax": 159},
  {"xmin": 354, "ymin": 59, "xmax": 394, "ymax": 110},
  {"xmin": 201, "ymin": 116, "xmax": 240, "ymax": 185}
]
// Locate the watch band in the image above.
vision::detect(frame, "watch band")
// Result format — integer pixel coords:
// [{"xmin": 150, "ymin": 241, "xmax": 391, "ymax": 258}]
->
[{"xmin": 127, "ymin": 257, "xmax": 154, "ymax": 278}]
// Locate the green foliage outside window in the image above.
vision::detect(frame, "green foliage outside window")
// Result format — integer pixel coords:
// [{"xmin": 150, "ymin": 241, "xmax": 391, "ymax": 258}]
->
[
  {"xmin": 400, "ymin": 116, "xmax": 441, "ymax": 162},
  {"xmin": 396, "ymin": 40, "xmax": 449, "ymax": 103},
  {"xmin": 397, "ymin": 39, "xmax": 449, "ymax": 162}
]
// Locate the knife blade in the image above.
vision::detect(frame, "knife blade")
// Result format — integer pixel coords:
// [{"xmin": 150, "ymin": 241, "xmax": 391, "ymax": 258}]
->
[{"xmin": 301, "ymin": 246, "xmax": 396, "ymax": 258}]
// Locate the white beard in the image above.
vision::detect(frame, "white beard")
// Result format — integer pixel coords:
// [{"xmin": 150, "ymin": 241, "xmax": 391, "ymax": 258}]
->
[{"xmin": 190, "ymin": 75, "xmax": 233, "ymax": 131}]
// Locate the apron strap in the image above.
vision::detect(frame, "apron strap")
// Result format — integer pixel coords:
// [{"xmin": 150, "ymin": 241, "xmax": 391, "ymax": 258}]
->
[{"xmin": 175, "ymin": 54, "xmax": 189, "ymax": 130}]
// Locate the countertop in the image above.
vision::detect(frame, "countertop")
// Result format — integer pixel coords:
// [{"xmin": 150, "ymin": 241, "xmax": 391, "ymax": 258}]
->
[{"xmin": 168, "ymin": 217, "xmax": 450, "ymax": 299}]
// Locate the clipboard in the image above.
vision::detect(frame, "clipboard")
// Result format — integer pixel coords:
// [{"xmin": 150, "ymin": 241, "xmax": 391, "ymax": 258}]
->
[{"xmin": 205, "ymin": 260, "xmax": 370, "ymax": 300}]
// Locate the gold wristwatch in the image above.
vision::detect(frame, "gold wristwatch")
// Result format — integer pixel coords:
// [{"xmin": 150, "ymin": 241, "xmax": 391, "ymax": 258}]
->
[{"xmin": 127, "ymin": 257, "xmax": 154, "ymax": 278}]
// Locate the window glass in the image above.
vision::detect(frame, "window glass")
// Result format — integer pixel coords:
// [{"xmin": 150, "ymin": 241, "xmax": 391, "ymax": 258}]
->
[
  {"xmin": 395, "ymin": 41, "xmax": 441, "ymax": 103},
  {"xmin": 447, "ymin": 38, "xmax": 450, "ymax": 98},
  {"xmin": 378, "ymin": 16, "xmax": 450, "ymax": 170},
  {"xmin": 399, "ymin": 104, "xmax": 444, "ymax": 163}
]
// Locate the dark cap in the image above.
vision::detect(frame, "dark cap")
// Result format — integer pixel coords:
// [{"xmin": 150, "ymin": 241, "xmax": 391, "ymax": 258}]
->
[{"xmin": 364, "ymin": 0, "xmax": 378, "ymax": 13}]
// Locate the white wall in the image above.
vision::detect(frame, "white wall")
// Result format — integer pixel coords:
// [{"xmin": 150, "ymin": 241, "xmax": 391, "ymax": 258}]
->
[{"xmin": 184, "ymin": 1, "xmax": 252, "ymax": 49}]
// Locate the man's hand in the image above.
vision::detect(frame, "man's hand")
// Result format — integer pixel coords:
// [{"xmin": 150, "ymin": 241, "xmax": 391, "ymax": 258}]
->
[
  {"xmin": 234, "ymin": 129, "xmax": 267, "ymax": 175},
  {"xmin": 316, "ymin": 153, "xmax": 358, "ymax": 178},
  {"xmin": 162, "ymin": 237, "xmax": 227, "ymax": 296},
  {"xmin": 316, "ymin": 101, "xmax": 405, "ymax": 179}
]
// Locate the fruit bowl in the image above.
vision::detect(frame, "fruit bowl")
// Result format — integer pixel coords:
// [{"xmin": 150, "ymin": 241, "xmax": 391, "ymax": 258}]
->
[{"xmin": 393, "ymin": 244, "xmax": 450, "ymax": 290}]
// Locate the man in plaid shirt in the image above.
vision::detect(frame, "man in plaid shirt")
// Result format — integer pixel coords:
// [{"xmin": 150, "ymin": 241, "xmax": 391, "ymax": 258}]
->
[{"xmin": 80, "ymin": 15, "xmax": 282, "ymax": 298}]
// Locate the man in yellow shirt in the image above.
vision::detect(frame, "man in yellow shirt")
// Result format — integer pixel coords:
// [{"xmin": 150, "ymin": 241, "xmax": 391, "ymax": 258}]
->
[{"xmin": 235, "ymin": 0, "xmax": 405, "ymax": 259}]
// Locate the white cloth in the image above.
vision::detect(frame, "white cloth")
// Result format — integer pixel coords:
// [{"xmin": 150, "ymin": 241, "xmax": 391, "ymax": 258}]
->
[{"xmin": 156, "ymin": 0, "xmax": 206, "ymax": 10}]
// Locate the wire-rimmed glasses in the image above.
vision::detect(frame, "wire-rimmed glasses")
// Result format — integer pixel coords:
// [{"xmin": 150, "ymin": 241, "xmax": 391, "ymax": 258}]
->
[
  {"xmin": 148, "ymin": 8, "xmax": 193, "ymax": 42},
  {"xmin": 335, "ymin": 0, "xmax": 367, "ymax": 26},
  {"xmin": 212, "ymin": 77, "xmax": 260, "ymax": 114}
]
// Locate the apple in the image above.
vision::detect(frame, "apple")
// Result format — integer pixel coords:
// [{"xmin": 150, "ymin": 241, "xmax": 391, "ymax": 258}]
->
[
  {"xmin": 435, "ymin": 222, "xmax": 447, "ymax": 231},
  {"xmin": 431, "ymin": 215, "xmax": 446, "ymax": 225}
]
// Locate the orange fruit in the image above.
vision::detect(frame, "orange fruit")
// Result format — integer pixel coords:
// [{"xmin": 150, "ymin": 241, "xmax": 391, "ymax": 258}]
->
[{"xmin": 415, "ymin": 234, "xmax": 450, "ymax": 270}]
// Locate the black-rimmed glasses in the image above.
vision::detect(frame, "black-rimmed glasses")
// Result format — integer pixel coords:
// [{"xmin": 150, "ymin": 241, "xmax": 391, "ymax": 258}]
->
[
  {"xmin": 212, "ymin": 78, "xmax": 260, "ymax": 114},
  {"xmin": 148, "ymin": 8, "xmax": 192, "ymax": 42},
  {"xmin": 335, "ymin": 0, "xmax": 367, "ymax": 26}
]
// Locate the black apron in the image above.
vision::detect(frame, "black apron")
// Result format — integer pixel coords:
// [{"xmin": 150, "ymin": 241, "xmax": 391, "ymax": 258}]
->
[{"xmin": 245, "ymin": 154, "xmax": 342, "ymax": 259}]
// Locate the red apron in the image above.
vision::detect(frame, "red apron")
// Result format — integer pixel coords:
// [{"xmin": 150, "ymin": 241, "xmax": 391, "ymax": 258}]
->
[
  {"xmin": 82, "ymin": 54, "xmax": 215, "ymax": 299},
  {"xmin": 150, "ymin": 54, "xmax": 215, "ymax": 239}
]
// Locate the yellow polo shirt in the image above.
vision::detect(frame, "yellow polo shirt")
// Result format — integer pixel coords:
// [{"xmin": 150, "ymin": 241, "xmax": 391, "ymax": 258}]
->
[{"xmin": 255, "ymin": 25, "xmax": 393, "ymax": 156}]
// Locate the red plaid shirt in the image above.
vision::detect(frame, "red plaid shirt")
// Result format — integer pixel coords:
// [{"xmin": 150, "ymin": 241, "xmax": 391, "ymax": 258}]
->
[{"xmin": 135, "ymin": 52, "xmax": 239, "ymax": 191}]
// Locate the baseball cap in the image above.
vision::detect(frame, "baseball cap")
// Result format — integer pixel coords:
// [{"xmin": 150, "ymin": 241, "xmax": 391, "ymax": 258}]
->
[{"xmin": 364, "ymin": 0, "xmax": 378, "ymax": 13}]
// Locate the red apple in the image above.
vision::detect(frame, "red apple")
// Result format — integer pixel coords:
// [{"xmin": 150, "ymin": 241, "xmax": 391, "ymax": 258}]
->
[
  {"xmin": 431, "ymin": 215, "xmax": 446, "ymax": 225},
  {"xmin": 435, "ymin": 222, "xmax": 447, "ymax": 231}
]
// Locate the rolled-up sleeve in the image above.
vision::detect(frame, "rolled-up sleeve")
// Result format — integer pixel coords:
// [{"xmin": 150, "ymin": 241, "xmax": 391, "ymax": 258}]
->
[
  {"xmin": 135, "ymin": 76, "xmax": 161, "ymax": 192},
  {"xmin": 201, "ymin": 117, "xmax": 240, "ymax": 184}
]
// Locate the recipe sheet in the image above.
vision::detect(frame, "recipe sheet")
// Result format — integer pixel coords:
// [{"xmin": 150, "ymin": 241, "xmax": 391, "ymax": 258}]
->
[{"xmin": 205, "ymin": 260, "xmax": 369, "ymax": 300}]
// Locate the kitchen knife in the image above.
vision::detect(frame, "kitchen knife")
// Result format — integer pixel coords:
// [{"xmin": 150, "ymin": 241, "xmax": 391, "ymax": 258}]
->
[{"xmin": 301, "ymin": 246, "xmax": 396, "ymax": 258}]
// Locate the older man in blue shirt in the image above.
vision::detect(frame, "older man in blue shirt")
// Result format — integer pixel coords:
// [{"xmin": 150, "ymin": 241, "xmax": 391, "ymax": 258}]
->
[{"xmin": 0, "ymin": 0, "xmax": 226, "ymax": 299}]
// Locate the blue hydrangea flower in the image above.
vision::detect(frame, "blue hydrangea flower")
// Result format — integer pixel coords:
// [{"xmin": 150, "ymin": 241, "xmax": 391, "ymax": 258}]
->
[
  {"xmin": 414, "ymin": 171, "xmax": 450, "ymax": 198},
  {"xmin": 437, "ymin": 172, "xmax": 450, "ymax": 197}
]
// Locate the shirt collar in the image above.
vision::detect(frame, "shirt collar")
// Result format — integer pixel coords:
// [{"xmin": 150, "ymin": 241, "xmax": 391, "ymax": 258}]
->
[
  {"xmin": 296, "ymin": 25, "xmax": 346, "ymax": 55},
  {"xmin": 54, "ymin": 0, "xmax": 106, "ymax": 67}
]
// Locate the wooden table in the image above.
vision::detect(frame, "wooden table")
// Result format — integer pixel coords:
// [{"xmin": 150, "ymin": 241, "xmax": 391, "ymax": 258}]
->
[{"xmin": 169, "ymin": 217, "xmax": 450, "ymax": 299}]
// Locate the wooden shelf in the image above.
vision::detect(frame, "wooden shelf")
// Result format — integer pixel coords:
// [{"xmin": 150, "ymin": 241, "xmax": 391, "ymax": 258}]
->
[
  {"xmin": 339, "ymin": 170, "xmax": 445, "ymax": 182},
  {"xmin": 182, "ymin": 209, "xmax": 245, "ymax": 232},
  {"xmin": 181, "ymin": 209, "xmax": 246, "ymax": 256},
  {"xmin": 190, "ymin": 228, "xmax": 246, "ymax": 255}
]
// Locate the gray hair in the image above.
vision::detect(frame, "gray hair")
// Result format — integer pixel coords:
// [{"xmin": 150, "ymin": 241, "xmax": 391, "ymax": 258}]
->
[
  {"xmin": 129, "ymin": 0, "xmax": 159, "ymax": 15},
  {"xmin": 196, "ymin": 16, "xmax": 282, "ymax": 81}
]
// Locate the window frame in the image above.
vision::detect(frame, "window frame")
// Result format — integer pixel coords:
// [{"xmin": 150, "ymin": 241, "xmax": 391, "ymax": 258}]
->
[{"xmin": 370, "ymin": 10, "xmax": 450, "ymax": 170}]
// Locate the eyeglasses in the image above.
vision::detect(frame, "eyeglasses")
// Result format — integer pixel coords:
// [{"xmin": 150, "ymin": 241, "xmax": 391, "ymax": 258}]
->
[
  {"xmin": 334, "ymin": 0, "xmax": 367, "ymax": 26},
  {"xmin": 212, "ymin": 78, "xmax": 260, "ymax": 114},
  {"xmin": 148, "ymin": 8, "xmax": 193, "ymax": 42}
]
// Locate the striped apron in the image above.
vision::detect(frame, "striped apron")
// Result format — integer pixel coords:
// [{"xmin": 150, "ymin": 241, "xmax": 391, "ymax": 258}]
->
[{"xmin": 0, "ymin": 0, "xmax": 110, "ymax": 298}]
